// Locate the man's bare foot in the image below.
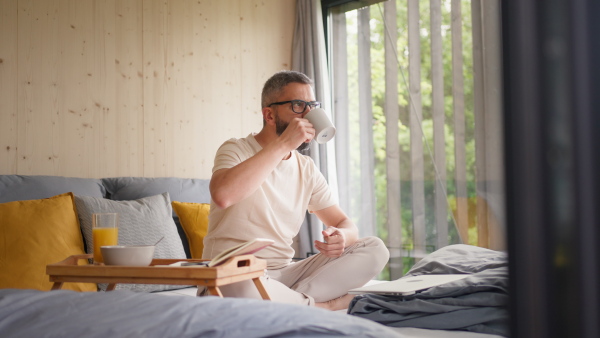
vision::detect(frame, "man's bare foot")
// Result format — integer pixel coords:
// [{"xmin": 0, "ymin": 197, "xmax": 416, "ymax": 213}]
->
[{"xmin": 315, "ymin": 293, "xmax": 355, "ymax": 311}]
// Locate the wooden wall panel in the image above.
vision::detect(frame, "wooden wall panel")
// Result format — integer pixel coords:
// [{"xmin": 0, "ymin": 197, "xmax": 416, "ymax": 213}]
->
[
  {"xmin": 0, "ymin": 0, "xmax": 295, "ymax": 179},
  {"xmin": 17, "ymin": 0, "xmax": 62, "ymax": 175},
  {"xmin": 0, "ymin": 0, "xmax": 18, "ymax": 174},
  {"xmin": 114, "ymin": 0, "xmax": 144, "ymax": 177},
  {"xmin": 168, "ymin": 0, "xmax": 201, "ymax": 178},
  {"xmin": 142, "ymin": 0, "xmax": 171, "ymax": 177},
  {"xmin": 168, "ymin": 0, "xmax": 243, "ymax": 178},
  {"xmin": 239, "ymin": 1, "xmax": 295, "ymax": 136},
  {"xmin": 89, "ymin": 0, "xmax": 118, "ymax": 178}
]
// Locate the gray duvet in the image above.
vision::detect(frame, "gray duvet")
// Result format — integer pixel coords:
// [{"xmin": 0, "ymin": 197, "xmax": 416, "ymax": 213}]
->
[
  {"xmin": 347, "ymin": 244, "xmax": 509, "ymax": 337},
  {"xmin": 0, "ymin": 288, "xmax": 401, "ymax": 338}
]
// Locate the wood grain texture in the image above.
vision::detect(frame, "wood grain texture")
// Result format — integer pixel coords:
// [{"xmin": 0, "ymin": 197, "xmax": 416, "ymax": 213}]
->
[
  {"xmin": 47, "ymin": 253, "xmax": 269, "ymax": 299},
  {"xmin": 0, "ymin": 0, "xmax": 18, "ymax": 174},
  {"xmin": 1, "ymin": 0, "xmax": 295, "ymax": 179}
]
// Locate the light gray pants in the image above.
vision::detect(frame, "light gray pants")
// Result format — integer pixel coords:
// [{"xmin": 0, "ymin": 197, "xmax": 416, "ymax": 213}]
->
[{"xmin": 215, "ymin": 236, "xmax": 389, "ymax": 305}]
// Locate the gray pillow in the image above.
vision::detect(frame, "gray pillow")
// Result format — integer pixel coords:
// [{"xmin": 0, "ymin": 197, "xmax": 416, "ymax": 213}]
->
[
  {"xmin": 0, "ymin": 175, "xmax": 105, "ymax": 203},
  {"xmin": 74, "ymin": 193, "xmax": 187, "ymax": 292},
  {"xmin": 102, "ymin": 177, "xmax": 211, "ymax": 259},
  {"xmin": 102, "ymin": 177, "xmax": 210, "ymax": 204}
]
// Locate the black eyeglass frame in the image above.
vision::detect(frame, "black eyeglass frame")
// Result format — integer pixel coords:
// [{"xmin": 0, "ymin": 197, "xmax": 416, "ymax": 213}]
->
[{"xmin": 267, "ymin": 100, "xmax": 321, "ymax": 114}]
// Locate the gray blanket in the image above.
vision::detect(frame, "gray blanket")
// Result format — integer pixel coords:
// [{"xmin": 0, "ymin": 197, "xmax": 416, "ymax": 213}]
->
[
  {"xmin": 348, "ymin": 244, "xmax": 509, "ymax": 337},
  {"xmin": 0, "ymin": 288, "xmax": 402, "ymax": 338}
]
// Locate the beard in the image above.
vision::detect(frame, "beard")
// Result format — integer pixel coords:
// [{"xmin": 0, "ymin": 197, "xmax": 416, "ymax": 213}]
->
[{"xmin": 275, "ymin": 115, "xmax": 311, "ymax": 152}]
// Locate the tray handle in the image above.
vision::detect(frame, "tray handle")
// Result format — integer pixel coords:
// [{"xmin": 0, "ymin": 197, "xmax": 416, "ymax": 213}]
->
[{"xmin": 50, "ymin": 254, "xmax": 93, "ymax": 266}]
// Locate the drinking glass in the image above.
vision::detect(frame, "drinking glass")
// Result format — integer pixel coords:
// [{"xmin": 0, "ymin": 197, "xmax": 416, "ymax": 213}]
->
[{"xmin": 92, "ymin": 213, "xmax": 119, "ymax": 264}]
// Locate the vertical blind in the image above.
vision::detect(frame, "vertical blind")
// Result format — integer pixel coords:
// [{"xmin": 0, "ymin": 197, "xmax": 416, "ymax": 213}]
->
[{"xmin": 327, "ymin": 0, "xmax": 504, "ymax": 278}]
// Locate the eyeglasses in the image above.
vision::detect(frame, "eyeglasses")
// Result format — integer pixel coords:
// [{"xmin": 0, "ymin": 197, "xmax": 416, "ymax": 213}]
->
[{"xmin": 268, "ymin": 100, "xmax": 321, "ymax": 114}]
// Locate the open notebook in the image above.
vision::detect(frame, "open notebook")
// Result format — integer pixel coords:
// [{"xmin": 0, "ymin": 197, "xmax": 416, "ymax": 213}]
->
[{"xmin": 348, "ymin": 274, "xmax": 470, "ymax": 296}]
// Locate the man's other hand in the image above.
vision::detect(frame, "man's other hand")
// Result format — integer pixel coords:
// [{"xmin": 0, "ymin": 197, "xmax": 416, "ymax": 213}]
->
[{"xmin": 314, "ymin": 226, "xmax": 346, "ymax": 257}]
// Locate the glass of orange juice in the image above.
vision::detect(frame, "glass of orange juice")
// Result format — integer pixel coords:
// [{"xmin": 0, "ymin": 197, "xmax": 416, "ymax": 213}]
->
[{"xmin": 92, "ymin": 213, "xmax": 119, "ymax": 264}]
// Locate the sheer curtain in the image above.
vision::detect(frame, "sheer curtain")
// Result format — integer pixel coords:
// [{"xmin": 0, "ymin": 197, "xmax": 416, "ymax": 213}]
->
[
  {"xmin": 324, "ymin": 0, "xmax": 505, "ymax": 278},
  {"xmin": 291, "ymin": 0, "xmax": 338, "ymax": 258}
]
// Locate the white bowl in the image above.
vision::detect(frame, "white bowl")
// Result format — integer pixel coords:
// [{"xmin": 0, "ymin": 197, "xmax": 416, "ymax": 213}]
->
[{"xmin": 101, "ymin": 245, "xmax": 155, "ymax": 266}]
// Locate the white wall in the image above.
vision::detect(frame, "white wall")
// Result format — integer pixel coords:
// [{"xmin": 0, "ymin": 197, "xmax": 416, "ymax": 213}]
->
[{"xmin": 0, "ymin": 0, "xmax": 296, "ymax": 179}]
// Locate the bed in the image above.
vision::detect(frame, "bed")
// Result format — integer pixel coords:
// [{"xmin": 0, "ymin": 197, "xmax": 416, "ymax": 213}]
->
[
  {"xmin": 0, "ymin": 288, "xmax": 401, "ymax": 338},
  {"xmin": 0, "ymin": 176, "xmax": 508, "ymax": 337},
  {"xmin": 0, "ymin": 288, "xmax": 505, "ymax": 338},
  {"xmin": 348, "ymin": 244, "xmax": 509, "ymax": 337},
  {"xmin": 0, "ymin": 245, "xmax": 508, "ymax": 338}
]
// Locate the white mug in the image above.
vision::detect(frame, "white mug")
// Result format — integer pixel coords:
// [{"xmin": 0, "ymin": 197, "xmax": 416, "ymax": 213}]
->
[{"xmin": 305, "ymin": 108, "xmax": 336, "ymax": 144}]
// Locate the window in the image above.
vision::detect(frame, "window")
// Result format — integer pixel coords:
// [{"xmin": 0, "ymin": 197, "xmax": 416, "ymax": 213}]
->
[{"xmin": 324, "ymin": 0, "xmax": 504, "ymax": 279}]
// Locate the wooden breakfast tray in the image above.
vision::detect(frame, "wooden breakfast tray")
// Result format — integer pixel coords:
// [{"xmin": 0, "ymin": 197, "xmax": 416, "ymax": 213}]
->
[{"xmin": 46, "ymin": 254, "xmax": 270, "ymax": 300}]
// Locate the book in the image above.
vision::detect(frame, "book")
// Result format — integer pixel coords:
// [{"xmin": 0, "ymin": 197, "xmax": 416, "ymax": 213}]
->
[
  {"xmin": 205, "ymin": 238, "xmax": 274, "ymax": 267},
  {"xmin": 164, "ymin": 238, "xmax": 275, "ymax": 268}
]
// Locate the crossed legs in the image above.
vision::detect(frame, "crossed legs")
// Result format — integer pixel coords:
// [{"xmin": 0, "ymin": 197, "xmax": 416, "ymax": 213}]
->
[{"xmin": 216, "ymin": 236, "xmax": 389, "ymax": 310}]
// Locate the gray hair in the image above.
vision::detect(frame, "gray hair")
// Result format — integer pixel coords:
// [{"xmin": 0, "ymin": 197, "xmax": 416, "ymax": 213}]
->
[{"xmin": 261, "ymin": 70, "xmax": 313, "ymax": 108}]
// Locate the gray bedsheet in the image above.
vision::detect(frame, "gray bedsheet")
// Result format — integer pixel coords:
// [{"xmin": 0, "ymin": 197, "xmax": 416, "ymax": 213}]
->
[
  {"xmin": 347, "ymin": 244, "xmax": 509, "ymax": 337},
  {"xmin": 0, "ymin": 289, "xmax": 401, "ymax": 338}
]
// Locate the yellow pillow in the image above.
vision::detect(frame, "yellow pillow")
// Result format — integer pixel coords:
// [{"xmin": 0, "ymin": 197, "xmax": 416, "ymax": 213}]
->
[
  {"xmin": 172, "ymin": 201, "xmax": 210, "ymax": 259},
  {"xmin": 0, "ymin": 192, "xmax": 96, "ymax": 292}
]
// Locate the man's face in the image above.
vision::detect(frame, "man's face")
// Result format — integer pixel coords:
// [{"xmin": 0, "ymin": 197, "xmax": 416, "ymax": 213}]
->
[{"xmin": 271, "ymin": 83, "xmax": 315, "ymax": 152}]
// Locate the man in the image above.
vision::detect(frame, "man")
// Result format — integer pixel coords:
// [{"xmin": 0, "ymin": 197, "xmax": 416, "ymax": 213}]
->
[{"xmin": 203, "ymin": 70, "xmax": 389, "ymax": 310}]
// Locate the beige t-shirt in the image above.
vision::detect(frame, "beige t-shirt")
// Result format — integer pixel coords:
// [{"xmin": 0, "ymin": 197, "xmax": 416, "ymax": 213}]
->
[{"xmin": 202, "ymin": 134, "xmax": 337, "ymax": 269}]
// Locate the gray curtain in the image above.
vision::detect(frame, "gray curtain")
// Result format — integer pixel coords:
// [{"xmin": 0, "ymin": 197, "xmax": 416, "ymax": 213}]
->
[{"xmin": 291, "ymin": 0, "xmax": 338, "ymax": 258}]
